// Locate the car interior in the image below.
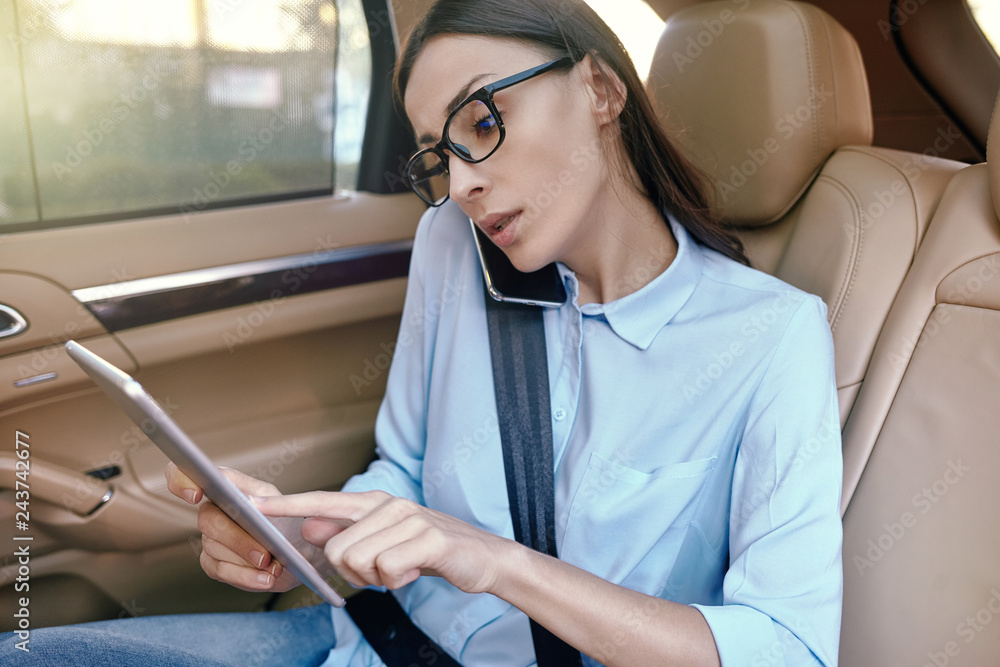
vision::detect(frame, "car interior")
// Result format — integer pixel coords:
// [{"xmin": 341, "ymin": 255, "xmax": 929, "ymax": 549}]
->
[{"xmin": 1, "ymin": 0, "xmax": 998, "ymax": 664}]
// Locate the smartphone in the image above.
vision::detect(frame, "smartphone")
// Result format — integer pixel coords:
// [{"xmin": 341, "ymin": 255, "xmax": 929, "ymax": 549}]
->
[{"xmin": 469, "ymin": 218, "xmax": 568, "ymax": 307}]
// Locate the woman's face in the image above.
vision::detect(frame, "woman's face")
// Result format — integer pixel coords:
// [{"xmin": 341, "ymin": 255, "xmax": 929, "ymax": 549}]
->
[{"xmin": 404, "ymin": 35, "xmax": 613, "ymax": 273}]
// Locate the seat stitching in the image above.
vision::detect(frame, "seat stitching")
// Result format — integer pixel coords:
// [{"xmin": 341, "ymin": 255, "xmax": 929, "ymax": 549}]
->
[
  {"xmin": 937, "ymin": 252, "xmax": 1000, "ymax": 305},
  {"xmin": 837, "ymin": 145, "xmax": 927, "ymax": 255},
  {"xmin": 816, "ymin": 8, "xmax": 840, "ymax": 150},
  {"xmin": 810, "ymin": 173, "xmax": 864, "ymax": 333},
  {"xmin": 786, "ymin": 2, "xmax": 822, "ymax": 165}
]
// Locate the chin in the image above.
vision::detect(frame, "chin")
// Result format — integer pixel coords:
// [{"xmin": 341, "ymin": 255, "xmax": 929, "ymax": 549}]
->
[{"xmin": 504, "ymin": 245, "xmax": 553, "ymax": 274}]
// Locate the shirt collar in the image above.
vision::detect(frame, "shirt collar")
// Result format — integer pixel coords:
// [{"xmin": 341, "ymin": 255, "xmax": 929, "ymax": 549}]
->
[{"xmin": 556, "ymin": 215, "xmax": 705, "ymax": 350}]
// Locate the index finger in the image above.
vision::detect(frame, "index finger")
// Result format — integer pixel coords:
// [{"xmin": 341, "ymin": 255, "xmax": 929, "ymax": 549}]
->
[{"xmin": 253, "ymin": 490, "xmax": 388, "ymax": 523}]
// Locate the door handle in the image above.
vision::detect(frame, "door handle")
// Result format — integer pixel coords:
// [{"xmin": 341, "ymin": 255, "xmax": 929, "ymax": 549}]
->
[{"xmin": 0, "ymin": 304, "xmax": 28, "ymax": 339}]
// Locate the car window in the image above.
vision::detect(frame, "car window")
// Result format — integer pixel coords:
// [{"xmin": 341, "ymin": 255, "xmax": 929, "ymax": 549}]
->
[
  {"xmin": 0, "ymin": 0, "xmax": 371, "ymax": 231},
  {"xmin": 583, "ymin": 0, "xmax": 666, "ymax": 79},
  {"xmin": 967, "ymin": 0, "xmax": 1000, "ymax": 54}
]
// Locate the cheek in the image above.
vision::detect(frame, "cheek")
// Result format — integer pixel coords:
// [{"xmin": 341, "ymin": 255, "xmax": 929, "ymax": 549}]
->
[
  {"xmin": 518, "ymin": 105, "xmax": 604, "ymax": 200},
  {"xmin": 516, "ymin": 133, "xmax": 604, "ymax": 228}
]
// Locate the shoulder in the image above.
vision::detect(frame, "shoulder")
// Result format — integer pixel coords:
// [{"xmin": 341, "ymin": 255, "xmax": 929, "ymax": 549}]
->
[
  {"xmin": 405, "ymin": 201, "xmax": 479, "ymax": 299},
  {"xmin": 412, "ymin": 200, "xmax": 474, "ymax": 259},
  {"xmin": 686, "ymin": 242, "xmax": 831, "ymax": 355}
]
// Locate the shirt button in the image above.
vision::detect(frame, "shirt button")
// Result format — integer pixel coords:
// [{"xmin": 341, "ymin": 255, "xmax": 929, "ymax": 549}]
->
[{"xmin": 553, "ymin": 409, "xmax": 566, "ymax": 421}]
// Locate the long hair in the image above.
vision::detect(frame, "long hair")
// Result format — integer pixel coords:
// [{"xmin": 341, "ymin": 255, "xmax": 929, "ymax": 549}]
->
[{"xmin": 394, "ymin": 0, "xmax": 749, "ymax": 266}]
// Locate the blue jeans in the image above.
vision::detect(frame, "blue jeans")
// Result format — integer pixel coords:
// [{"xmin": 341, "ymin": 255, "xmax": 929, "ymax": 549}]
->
[{"xmin": 0, "ymin": 604, "xmax": 336, "ymax": 666}]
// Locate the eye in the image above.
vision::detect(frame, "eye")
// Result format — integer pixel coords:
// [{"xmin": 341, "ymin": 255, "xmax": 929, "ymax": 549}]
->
[{"xmin": 472, "ymin": 112, "xmax": 498, "ymax": 137}]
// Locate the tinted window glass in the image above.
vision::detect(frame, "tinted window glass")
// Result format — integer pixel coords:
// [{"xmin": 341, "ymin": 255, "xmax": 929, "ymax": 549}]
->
[{"xmin": 0, "ymin": 0, "xmax": 370, "ymax": 230}]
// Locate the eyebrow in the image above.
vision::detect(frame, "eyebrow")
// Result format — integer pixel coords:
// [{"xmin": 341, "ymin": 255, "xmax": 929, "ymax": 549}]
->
[{"xmin": 415, "ymin": 72, "xmax": 495, "ymax": 147}]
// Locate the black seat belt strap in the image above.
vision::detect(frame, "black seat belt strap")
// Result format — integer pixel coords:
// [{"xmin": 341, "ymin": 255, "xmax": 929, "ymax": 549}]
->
[
  {"xmin": 345, "ymin": 283, "xmax": 582, "ymax": 667},
  {"xmin": 484, "ymin": 288, "xmax": 584, "ymax": 667},
  {"xmin": 346, "ymin": 588, "xmax": 460, "ymax": 666}
]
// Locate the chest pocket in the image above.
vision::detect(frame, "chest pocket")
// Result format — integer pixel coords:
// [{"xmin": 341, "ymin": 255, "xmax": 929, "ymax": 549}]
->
[{"xmin": 560, "ymin": 452, "xmax": 717, "ymax": 593}]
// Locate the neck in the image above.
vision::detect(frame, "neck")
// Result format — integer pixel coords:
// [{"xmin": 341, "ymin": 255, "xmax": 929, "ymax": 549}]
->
[{"xmin": 562, "ymin": 181, "xmax": 678, "ymax": 306}]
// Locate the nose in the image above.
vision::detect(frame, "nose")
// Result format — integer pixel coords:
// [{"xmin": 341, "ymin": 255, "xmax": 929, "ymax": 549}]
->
[{"xmin": 447, "ymin": 153, "xmax": 490, "ymax": 203}]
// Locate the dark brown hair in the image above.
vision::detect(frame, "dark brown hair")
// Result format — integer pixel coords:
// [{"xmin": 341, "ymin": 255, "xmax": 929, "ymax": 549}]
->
[{"xmin": 395, "ymin": 0, "xmax": 749, "ymax": 266}]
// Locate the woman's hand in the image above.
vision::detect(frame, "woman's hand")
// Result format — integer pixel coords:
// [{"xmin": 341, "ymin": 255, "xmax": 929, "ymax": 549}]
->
[
  {"xmin": 254, "ymin": 490, "xmax": 514, "ymax": 594},
  {"xmin": 164, "ymin": 463, "xmax": 335, "ymax": 593}
]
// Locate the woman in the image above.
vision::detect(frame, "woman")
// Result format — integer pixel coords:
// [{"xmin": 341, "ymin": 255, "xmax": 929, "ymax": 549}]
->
[{"xmin": 5, "ymin": 0, "xmax": 842, "ymax": 664}]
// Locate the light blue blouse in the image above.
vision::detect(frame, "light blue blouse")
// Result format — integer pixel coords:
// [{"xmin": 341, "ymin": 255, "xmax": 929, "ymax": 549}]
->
[{"xmin": 327, "ymin": 200, "xmax": 843, "ymax": 667}]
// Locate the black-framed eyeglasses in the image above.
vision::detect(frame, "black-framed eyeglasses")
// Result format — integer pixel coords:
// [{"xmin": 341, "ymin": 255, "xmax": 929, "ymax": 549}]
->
[{"xmin": 404, "ymin": 56, "xmax": 576, "ymax": 206}]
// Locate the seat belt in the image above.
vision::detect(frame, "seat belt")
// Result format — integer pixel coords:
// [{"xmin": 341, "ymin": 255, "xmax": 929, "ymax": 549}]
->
[
  {"xmin": 346, "ymin": 588, "xmax": 460, "ymax": 666},
  {"xmin": 346, "ymin": 285, "xmax": 582, "ymax": 667},
  {"xmin": 484, "ymin": 289, "xmax": 584, "ymax": 667}
]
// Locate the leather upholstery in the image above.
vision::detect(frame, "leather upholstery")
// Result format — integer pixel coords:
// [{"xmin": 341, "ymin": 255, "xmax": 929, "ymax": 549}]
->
[
  {"xmin": 648, "ymin": 0, "xmax": 873, "ymax": 225},
  {"xmin": 840, "ymin": 90, "xmax": 1000, "ymax": 664},
  {"xmin": 991, "ymin": 86, "xmax": 1000, "ymax": 220},
  {"xmin": 649, "ymin": 2, "xmax": 998, "ymax": 663},
  {"xmin": 647, "ymin": 0, "xmax": 964, "ymax": 427}
]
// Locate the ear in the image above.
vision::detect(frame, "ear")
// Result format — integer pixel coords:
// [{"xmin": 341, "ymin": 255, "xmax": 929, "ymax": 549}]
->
[{"xmin": 578, "ymin": 53, "xmax": 627, "ymax": 127}]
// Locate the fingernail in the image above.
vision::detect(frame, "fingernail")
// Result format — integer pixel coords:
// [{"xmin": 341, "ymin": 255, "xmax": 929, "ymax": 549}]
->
[
  {"xmin": 270, "ymin": 562, "xmax": 281, "ymax": 577},
  {"xmin": 183, "ymin": 489, "xmax": 198, "ymax": 504},
  {"xmin": 250, "ymin": 550, "xmax": 266, "ymax": 568},
  {"xmin": 257, "ymin": 572, "xmax": 272, "ymax": 586}
]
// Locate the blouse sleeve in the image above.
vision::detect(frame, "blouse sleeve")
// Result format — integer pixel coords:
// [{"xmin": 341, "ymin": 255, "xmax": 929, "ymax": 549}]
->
[
  {"xmin": 339, "ymin": 207, "xmax": 441, "ymax": 504},
  {"xmin": 692, "ymin": 295, "xmax": 844, "ymax": 667}
]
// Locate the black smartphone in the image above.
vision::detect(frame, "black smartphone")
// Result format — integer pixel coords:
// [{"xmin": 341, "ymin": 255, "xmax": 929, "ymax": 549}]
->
[{"xmin": 469, "ymin": 218, "xmax": 567, "ymax": 307}]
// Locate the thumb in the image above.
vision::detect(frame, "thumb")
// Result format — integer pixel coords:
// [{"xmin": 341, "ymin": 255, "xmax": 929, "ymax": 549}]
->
[{"xmin": 301, "ymin": 517, "xmax": 349, "ymax": 547}]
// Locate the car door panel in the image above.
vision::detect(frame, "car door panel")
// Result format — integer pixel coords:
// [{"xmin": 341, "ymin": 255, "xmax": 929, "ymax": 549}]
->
[{"xmin": 0, "ymin": 190, "xmax": 426, "ymax": 629}]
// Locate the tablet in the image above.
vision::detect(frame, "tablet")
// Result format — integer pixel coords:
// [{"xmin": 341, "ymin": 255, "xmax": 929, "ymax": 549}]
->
[{"xmin": 65, "ymin": 340, "xmax": 346, "ymax": 608}]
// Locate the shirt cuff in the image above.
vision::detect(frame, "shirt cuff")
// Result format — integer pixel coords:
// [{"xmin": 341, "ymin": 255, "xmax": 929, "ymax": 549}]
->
[{"xmin": 691, "ymin": 603, "xmax": 783, "ymax": 667}]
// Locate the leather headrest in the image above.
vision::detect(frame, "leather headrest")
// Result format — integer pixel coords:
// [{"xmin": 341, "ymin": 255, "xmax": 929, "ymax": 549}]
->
[
  {"xmin": 647, "ymin": 0, "xmax": 873, "ymax": 226},
  {"xmin": 988, "ymin": 88, "xmax": 1000, "ymax": 221}
]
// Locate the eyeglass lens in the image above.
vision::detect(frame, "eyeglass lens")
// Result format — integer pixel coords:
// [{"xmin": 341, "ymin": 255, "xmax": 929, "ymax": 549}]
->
[{"xmin": 408, "ymin": 98, "xmax": 502, "ymax": 205}]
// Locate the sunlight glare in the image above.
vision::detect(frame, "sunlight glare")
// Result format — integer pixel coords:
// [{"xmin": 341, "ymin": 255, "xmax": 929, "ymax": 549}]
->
[
  {"xmin": 584, "ymin": 0, "xmax": 666, "ymax": 79},
  {"xmin": 52, "ymin": 0, "xmax": 197, "ymax": 47},
  {"xmin": 968, "ymin": 0, "xmax": 1000, "ymax": 53}
]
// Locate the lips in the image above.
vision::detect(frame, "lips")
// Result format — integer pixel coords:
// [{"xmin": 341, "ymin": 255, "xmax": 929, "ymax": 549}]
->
[{"xmin": 479, "ymin": 211, "xmax": 521, "ymax": 248}]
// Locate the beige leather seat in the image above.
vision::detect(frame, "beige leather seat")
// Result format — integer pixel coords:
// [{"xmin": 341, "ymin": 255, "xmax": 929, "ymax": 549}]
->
[
  {"xmin": 649, "ymin": 2, "xmax": 1000, "ymax": 663},
  {"xmin": 837, "ymin": 90, "xmax": 1000, "ymax": 666},
  {"xmin": 646, "ymin": 0, "xmax": 964, "ymax": 433}
]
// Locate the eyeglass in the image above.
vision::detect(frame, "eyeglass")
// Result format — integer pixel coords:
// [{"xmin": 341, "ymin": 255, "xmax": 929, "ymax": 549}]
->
[{"xmin": 404, "ymin": 56, "xmax": 576, "ymax": 206}]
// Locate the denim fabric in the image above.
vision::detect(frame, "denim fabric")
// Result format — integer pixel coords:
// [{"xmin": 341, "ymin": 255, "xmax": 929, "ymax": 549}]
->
[{"xmin": 0, "ymin": 604, "xmax": 334, "ymax": 666}]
